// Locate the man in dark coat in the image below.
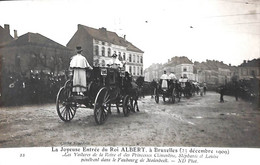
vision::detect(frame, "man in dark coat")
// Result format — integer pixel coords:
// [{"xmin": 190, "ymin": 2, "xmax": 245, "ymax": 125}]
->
[{"xmin": 219, "ymin": 86, "xmax": 225, "ymax": 103}]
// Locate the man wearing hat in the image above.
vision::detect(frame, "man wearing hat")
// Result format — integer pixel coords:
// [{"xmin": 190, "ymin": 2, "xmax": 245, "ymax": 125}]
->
[{"xmin": 70, "ymin": 46, "xmax": 93, "ymax": 95}]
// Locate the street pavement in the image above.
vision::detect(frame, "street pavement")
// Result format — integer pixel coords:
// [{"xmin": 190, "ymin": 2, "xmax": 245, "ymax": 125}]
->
[{"xmin": 0, "ymin": 91, "xmax": 259, "ymax": 148}]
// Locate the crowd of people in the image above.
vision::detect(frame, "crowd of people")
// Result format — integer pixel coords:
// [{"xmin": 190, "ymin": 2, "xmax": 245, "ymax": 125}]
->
[
  {"xmin": 217, "ymin": 78, "xmax": 259, "ymax": 105},
  {"xmin": 0, "ymin": 71, "xmax": 66, "ymax": 106}
]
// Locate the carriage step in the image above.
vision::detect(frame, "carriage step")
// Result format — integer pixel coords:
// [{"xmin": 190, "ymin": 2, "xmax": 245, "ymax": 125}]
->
[{"xmin": 73, "ymin": 95, "xmax": 88, "ymax": 100}]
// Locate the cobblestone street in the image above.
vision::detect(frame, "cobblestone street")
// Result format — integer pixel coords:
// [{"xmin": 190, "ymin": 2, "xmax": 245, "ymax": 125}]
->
[{"xmin": 0, "ymin": 91, "xmax": 259, "ymax": 148}]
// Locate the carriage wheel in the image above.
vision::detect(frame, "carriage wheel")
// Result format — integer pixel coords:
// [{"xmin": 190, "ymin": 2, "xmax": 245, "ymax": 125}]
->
[
  {"xmin": 94, "ymin": 87, "xmax": 110, "ymax": 125},
  {"xmin": 154, "ymin": 88, "xmax": 159, "ymax": 103},
  {"xmin": 56, "ymin": 86, "xmax": 77, "ymax": 122},
  {"xmin": 172, "ymin": 89, "xmax": 176, "ymax": 104},
  {"xmin": 123, "ymin": 95, "xmax": 131, "ymax": 117}
]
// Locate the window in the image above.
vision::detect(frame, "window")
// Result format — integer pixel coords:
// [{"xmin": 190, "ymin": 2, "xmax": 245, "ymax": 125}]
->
[
  {"xmin": 123, "ymin": 53, "xmax": 126, "ymax": 61},
  {"xmin": 137, "ymin": 66, "xmax": 139, "ymax": 75},
  {"xmin": 137, "ymin": 55, "xmax": 139, "ymax": 63},
  {"xmin": 133, "ymin": 66, "xmax": 136, "ymax": 75},
  {"xmin": 129, "ymin": 54, "xmax": 132, "ymax": 62},
  {"xmin": 102, "ymin": 41, "xmax": 105, "ymax": 45},
  {"xmin": 140, "ymin": 56, "xmax": 143, "ymax": 63},
  {"xmin": 15, "ymin": 54, "xmax": 21, "ymax": 67},
  {"xmin": 251, "ymin": 70, "xmax": 255, "ymax": 77},
  {"xmin": 101, "ymin": 60, "xmax": 106, "ymax": 67},
  {"xmin": 118, "ymin": 52, "xmax": 122, "ymax": 60},
  {"xmin": 95, "ymin": 45, "xmax": 99, "ymax": 55},
  {"xmin": 183, "ymin": 67, "xmax": 187, "ymax": 72},
  {"xmin": 133, "ymin": 54, "xmax": 135, "ymax": 63},
  {"xmin": 140, "ymin": 67, "xmax": 143, "ymax": 75},
  {"xmin": 102, "ymin": 47, "xmax": 105, "ymax": 56},
  {"xmin": 129, "ymin": 65, "xmax": 132, "ymax": 74},
  {"xmin": 107, "ymin": 48, "xmax": 111, "ymax": 57}
]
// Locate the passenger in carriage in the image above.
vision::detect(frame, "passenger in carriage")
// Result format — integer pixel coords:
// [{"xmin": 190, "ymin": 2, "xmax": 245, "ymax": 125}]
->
[
  {"xmin": 69, "ymin": 46, "xmax": 93, "ymax": 95},
  {"xmin": 168, "ymin": 71, "xmax": 177, "ymax": 89},
  {"xmin": 168, "ymin": 71, "xmax": 177, "ymax": 81},
  {"xmin": 160, "ymin": 71, "xmax": 169, "ymax": 90}
]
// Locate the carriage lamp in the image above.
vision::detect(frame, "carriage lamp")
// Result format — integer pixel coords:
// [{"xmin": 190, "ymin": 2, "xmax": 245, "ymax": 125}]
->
[{"xmin": 101, "ymin": 68, "xmax": 107, "ymax": 86}]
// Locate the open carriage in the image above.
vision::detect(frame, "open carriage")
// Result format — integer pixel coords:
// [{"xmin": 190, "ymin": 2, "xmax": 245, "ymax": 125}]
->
[
  {"xmin": 154, "ymin": 79, "xmax": 181, "ymax": 104},
  {"xmin": 56, "ymin": 66, "xmax": 136, "ymax": 125}
]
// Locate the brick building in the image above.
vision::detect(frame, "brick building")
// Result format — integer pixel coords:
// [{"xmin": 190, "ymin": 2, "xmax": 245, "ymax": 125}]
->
[
  {"xmin": 0, "ymin": 24, "xmax": 14, "ymax": 46},
  {"xmin": 0, "ymin": 31, "xmax": 73, "ymax": 77},
  {"xmin": 67, "ymin": 24, "xmax": 144, "ymax": 79}
]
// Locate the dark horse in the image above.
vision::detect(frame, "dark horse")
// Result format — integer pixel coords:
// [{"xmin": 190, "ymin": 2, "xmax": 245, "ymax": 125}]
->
[{"xmin": 122, "ymin": 72, "xmax": 139, "ymax": 112}]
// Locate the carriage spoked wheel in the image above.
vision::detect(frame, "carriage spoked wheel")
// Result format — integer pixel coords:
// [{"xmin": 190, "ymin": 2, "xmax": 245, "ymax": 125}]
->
[
  {"xmin": 123, "ymin": 95, "xmax": 131, "ymax": 117},
  {"xmin": 154, "ymin": 88, "xmax": 159, "ymax": 103},
  {"xmin": 94, "ymin": 87, "xmax": 110, "ymax": 125},
  {"xmin": 56, "ymin": 84, "xmax": 77, "ymax": 122}
]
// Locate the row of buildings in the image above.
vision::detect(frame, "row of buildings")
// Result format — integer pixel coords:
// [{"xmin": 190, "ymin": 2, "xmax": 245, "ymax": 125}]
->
[
  {"xmin": 0, "ymin": 24, "xmax": 144, "ymax": 79},
  {"xmin": 144, "ymin": 56, "xmax": 260, "ymax": 88}
]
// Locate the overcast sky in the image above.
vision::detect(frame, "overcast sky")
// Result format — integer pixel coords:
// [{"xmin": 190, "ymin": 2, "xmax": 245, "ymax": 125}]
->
[{"xmin": 0, "ymin": 0, "xmax": 259, "ymax": 68}]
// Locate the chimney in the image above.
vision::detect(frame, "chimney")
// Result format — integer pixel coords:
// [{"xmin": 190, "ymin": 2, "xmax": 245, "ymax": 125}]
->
[
  {"xmin": 229, "ymin": 64, "xmax": 231, "ymax": 66},
  {"xmin": 4, "ymin": 24, "xmax": 10, "ymax": 34},
  {"xmin": 243, "ymin": 60, "xmax": 246, "ymax": 64},
  {"xmin": 14, "ymin": 30, "xmax": 18, "ymax": 39},
  {"xmin": 124, "ymin": 35, "xmax": 126, "ymax": 41},
  {"xmin": 99, "ymin": 27, "xmax": 107, "ymax": 31}
]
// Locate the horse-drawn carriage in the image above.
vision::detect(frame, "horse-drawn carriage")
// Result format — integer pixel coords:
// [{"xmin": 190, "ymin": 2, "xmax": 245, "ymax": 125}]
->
[
  {"xmin": 56, "ymin": 66, "xmax": 138, "ymax": 125},
  {"xmin": 154, "ymin": 79, "xmax": 181, "ymax": 104}
]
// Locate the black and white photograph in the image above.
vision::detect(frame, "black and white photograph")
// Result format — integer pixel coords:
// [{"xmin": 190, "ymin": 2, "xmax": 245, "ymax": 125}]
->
[{"xmin": 0, "ymin": 0, "xmax": 259, "ymax": 164}]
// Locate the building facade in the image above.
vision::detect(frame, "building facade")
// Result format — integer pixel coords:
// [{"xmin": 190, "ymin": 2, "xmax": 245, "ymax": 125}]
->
[
  {"xmin": 194, "ymin": 60, "xmax": 237, "ymax": 87},
  {"xmin": 0, "ymin": 32, "xmax": 73, "ymax": 77},
  {"xmin": 238, "ymin": 59, "xmax": 260, "ymax": 80},
  {"xmin": 144, "ymin": 63, "xmax": 163, "ymax": 82},
  {"xmin": 67, "ymin": 24, "xmax": 144, "ymax": 79},
  {"xmin": 161, "ymin": 56, "xmax": 194, "ymax": 80}
]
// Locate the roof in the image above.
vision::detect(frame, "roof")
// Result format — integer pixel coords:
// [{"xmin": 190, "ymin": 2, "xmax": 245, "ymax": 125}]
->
[
  {"xmin": 238, "ymin": 58, "xmax": 260, "ymax": 67},
  {"xmin": 3, "ymin": 32, "xmax": 69, "ymax": 50},
  {"xmin": 194, "ymin": 60, "xmax": 236, "ymax": 71},
  {"xmin": 0, "ymin": 25, "xmax": 14, "ymax": 46},
  {"xmin": 164, "ymin": 56, "xmax": 193, "ymax": 67},
  {"xmin": 78, "ymin": 24, "xmax": 144, "ymax": 53}
]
